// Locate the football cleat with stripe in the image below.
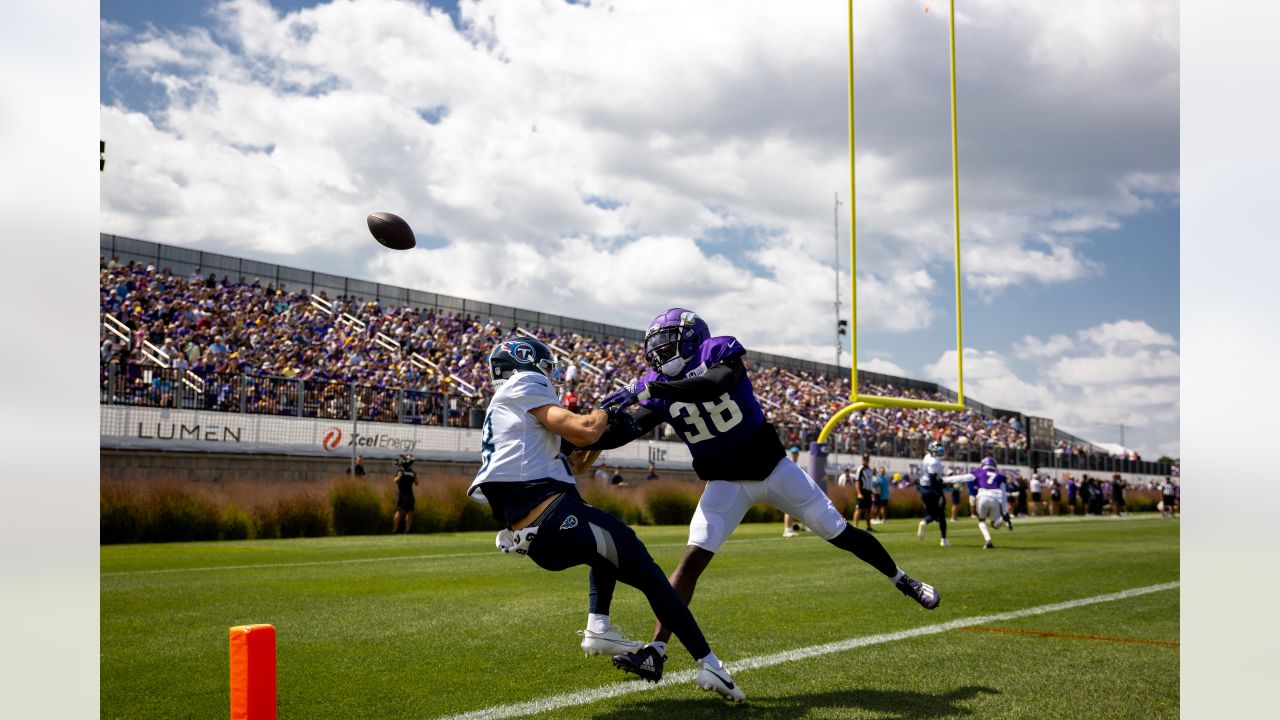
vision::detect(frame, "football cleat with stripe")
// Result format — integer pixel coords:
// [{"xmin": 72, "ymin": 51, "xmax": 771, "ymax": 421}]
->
[
  {"xmin": 896, "ymin": 574, "xmax": 941, "ymax": 610},
  {"xmin": 579, "ymin": 626, "xmax": 643, "ymax": 657},
  {"xmin": 612, "ymin": 645, "xmax": 664, "ymax": 683}
]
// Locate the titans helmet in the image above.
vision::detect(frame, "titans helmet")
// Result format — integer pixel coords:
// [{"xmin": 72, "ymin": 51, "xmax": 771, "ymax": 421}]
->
[
  {"xmin": 981, "ymin": 456, "xmax": 997, "ymax": 469},
  {"xmin": 488, "ymin": 336, "xmax": 564, "ymax": 387},
  {"xmin": 927, "ymin": 440, "xmax": 945, "ymax": 457},
  {"xmin": 644, "ymin": 308, "xmax": 711, "ymax": 377}
]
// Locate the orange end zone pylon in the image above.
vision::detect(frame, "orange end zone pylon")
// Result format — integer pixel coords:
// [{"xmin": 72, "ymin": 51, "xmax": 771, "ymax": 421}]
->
[{"xmin": 230, "ymin": 624, "xmax": 276, "ymax": 720}]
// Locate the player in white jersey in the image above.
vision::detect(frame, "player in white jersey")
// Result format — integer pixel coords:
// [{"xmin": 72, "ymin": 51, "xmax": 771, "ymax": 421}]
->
[
  {"xmin": 467, "ymin": 336, "xmax": 745, "ymax": 701},
  {"xmin": 916, "ymin": 441, "xmax": 951, "ymax": 546},
  {"xmin": 944, "ymin": 456, "xmax": 1008, "ymax": 549}
]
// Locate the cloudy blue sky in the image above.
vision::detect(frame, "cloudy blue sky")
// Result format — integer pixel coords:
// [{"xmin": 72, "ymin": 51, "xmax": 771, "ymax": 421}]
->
[{"xmin": 100, "ymin": 0, "xmax": 1179, "ymax": 457}]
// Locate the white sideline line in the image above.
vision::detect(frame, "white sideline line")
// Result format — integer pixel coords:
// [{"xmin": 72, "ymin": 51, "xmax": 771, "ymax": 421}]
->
[
  {"xmin": 433, "ymin": 581, "xmax": 1180, "ymax": 720},
  {"xmin": 100, "ymin": 536, "xmax": 793, "ymax": 578}
]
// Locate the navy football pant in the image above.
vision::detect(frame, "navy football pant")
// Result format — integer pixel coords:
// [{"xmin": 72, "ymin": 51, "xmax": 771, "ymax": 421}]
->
[
  {"xmin": 921, "ymin": 492, "xmax": 948, "ymax": 538},
  {"xmin": 527, "ymin": 493, "xmax": 712, "ymax": 660}
]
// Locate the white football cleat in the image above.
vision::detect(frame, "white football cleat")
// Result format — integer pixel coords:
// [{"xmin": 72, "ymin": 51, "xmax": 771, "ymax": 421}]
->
[
  {"xmin": 695, "ymin": 662, "xmax": 746, "ymax": 702},
  {"xmin": 939, "ymin": 538, "xmax": 949, "ymax": 547},
  {"xmin": 579, "ymin": 627, "xmax": 643, "ymax": 657},
  {"xmin": 917, "ymin": 520, "xmax": 926, "ymax": 539},
  {"xmin": 782, "ymin": 528, "xmax": 798, "ymax": 538}
]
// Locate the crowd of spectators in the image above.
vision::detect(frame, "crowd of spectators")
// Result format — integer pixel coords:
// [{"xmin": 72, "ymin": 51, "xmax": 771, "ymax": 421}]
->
[{"xmin": 101, "ymin": 258, "xmax": 1037, "ymax": 457}]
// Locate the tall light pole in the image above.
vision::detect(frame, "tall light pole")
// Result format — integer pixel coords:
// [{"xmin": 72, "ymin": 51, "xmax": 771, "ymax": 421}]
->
[
  {"xmin": 834, "ymin": 191, "xmax": 843, "ymax": 369},
  {"xmin": 1095, "ymin": 421, "xmax": 1126, "ymax": 449}
]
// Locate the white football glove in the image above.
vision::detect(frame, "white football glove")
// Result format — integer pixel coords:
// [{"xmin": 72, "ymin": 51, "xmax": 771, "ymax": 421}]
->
[{"xmin": 495, "ymin": 527, "xmax": 538, "ymax": 556}]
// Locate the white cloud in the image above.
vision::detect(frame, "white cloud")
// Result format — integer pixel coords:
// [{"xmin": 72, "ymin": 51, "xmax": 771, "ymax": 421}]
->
[
  {"xmin": 98, "ymin": 0, "xmax": 1179, "ymax": 451},
  {"xmin": 924, "ymin": 318, "xmax": 1179, "ymax": 456},
  {"xmin": 860, "ymin": 357, "xmax": 907, "ymax": 377},
  {"xmin": 1078, "ymin": 319, "xmax": 1177, "ymax": 349},
  {"xmin": 1014, "ymin": 333, "xmax": 1073, "ymax": 359},
  {"xmin": 1050, "ymin": 349, "xmax": 1179, "ymax": 386},
  {"xmin": 101, "ymin": 0, "xmax": 1177, "ymax": 318}
]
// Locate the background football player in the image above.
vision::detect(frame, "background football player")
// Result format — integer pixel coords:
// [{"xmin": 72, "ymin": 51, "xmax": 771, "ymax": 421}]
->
[
  {"xmin": 944, "ymin": 456, "xmax": 1008, "ymax": 549},
  {"xmin": 576, "ymin": 308, "xmax": 940, "ymax": 683},
  {"xmin": 468, "ymin": 336, "xmax": 745, "ymax": 700},
  {"xmin": 916, "ymin": 440, "xmax": 951, "ymax": 547}
]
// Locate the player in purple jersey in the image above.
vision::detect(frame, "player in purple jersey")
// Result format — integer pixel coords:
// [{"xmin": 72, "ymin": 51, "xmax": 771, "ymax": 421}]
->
[
  {"xmin": 573, "ymin": 308, "xmax": 940, "ymax": 683},
  {"xmin": 944, "ymin": 456, "xmax": 1009, "ymax": 549}
]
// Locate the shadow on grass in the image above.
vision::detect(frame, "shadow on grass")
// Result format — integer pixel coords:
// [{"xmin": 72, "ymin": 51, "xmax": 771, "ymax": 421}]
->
[{"xmin": 593, "ymin": 684, "xmax": 999, "ymax": 720}]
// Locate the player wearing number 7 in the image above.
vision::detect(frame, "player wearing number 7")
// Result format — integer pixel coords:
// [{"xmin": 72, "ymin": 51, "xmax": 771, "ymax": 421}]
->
[{"xmin": 580, "ymin": 308, "xmax": 941, "ymax": 683}]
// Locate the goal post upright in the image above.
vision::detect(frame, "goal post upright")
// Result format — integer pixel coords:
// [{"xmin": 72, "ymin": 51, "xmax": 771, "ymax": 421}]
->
[{"xmin": 819, "ymin": 0, "xmax": 966, "ymax": 446}]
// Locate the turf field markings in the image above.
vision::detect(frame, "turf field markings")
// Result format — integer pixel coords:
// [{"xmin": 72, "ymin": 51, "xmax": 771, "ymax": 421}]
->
[
  {"xmin": 957, "ymin": 626, "xmax": 1179, "ymax": 647},
  {"xmin": 431, "ymin": 581, "xmax": 1179, "ymax": 720},
  {"xmin": 99, "ymin": 536, "xmax": 792, "ymax": 577}
]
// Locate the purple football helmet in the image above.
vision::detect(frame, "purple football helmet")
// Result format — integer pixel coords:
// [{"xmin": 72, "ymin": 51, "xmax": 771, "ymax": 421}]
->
[
  {"xmin": 644, "ymin": 308, "xmax": 710, "ymax": 377},
  {"xmin": 981, "ymin": 456, "xmax": 997, "ymax": 469}
]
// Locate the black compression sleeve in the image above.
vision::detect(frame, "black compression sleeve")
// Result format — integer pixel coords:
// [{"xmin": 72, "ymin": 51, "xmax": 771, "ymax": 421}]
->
[
  {"xmin": 580, "ymin": 406, "xmax": 664, "ymax": 451},
  {"xmin": 644, "ymin": 358, "xmax": 744, "ymax": 402}
]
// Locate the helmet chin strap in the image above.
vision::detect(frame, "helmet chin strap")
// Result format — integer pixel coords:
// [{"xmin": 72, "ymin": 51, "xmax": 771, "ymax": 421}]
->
[{"xmin": 660, "ymin": 356, "xmax": 686, "ymax": 377}]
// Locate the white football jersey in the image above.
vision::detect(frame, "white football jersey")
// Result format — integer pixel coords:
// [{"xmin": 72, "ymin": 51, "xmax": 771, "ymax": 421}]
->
[
  {"xmin": 468, "ymin": 371, "xmax": 575, "ymax": 505},
  {"xmin": 920, "ymin": 454, "xmax": 944, "ymax": 489}
]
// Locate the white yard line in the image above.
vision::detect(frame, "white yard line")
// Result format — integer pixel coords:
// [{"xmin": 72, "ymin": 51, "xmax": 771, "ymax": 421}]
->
[{"xmin": 434, "ymin": 581, "xmax": 1180, "ymax": 720}]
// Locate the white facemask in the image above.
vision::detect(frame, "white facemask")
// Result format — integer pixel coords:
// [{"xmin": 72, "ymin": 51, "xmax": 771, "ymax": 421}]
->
[{"xmin": 660, "ymin": 355, "xmax": 687, "ymax": 377}]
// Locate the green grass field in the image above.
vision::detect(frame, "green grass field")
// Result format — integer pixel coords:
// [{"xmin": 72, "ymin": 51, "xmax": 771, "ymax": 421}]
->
[{"xmin": 101, "ymin": 515, "xmax": 1179, "ymax": 719}]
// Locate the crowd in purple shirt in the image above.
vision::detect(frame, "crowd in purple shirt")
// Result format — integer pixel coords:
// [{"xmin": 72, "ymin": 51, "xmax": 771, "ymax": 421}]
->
[{"xmin": 101, "ymin": 258, "xmax": 1030, "ymax": 452}]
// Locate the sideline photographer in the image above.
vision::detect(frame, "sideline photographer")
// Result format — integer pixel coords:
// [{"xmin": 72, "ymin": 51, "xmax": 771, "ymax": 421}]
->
[{"xmin": 392, "ymin": 452, "xmax": 418, "ymax": 534}]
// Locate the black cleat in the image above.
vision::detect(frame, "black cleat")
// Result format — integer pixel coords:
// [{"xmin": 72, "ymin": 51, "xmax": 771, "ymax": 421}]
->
[
  {"xmin": 1003, "ymin": 513, "xmax": 1014, "ymax": 531},
  {"xmin": 612, "ymin": 645, "xmax": 664, "ymax": 683},
  {"xmin": 984, "ymin": 540, "xmax": 995, "ymax": 549},
  {"xmin": 896, "ymin": 574, "xmax": 941, "ymax": 610}
]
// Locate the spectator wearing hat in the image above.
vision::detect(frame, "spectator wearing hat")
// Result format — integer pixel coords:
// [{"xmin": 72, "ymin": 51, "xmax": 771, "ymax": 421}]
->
[
  {"xmin": 874, "ymin": 466, "xmax": 891, "ymax": 525},
  {"xmin": 1160, "ymin": 477, "xmax": 1178, "ymax": 517},
  {"xmin": 853, "ymin": 454, "xmax": 876, "ymax": 532},
  {"xmin": 1110, "ymin": 474, "xmax": 1127, "ymax": 516}
]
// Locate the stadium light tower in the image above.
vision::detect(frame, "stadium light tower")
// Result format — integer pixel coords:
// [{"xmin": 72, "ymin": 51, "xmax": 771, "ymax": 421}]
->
[
  {"xmin": 1095, "ymin": 421, "xmax": 1126, "ymax": 449},
  {"xmin": 833, "ymin": 191, "xmax": 843, "ymax": 369}
]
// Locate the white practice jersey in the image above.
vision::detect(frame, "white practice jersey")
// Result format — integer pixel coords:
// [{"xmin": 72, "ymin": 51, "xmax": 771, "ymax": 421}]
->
[
  {"xmin": 919, "ymin": 454, "xmax": 945, "ymax": 490},
  {"xmin": 468, "ymin": 371, "xmax": 574, "ymax": 505},
  {"xmin": 946, "ymin": 471, "xmax": 1007, "ymax": 505}
]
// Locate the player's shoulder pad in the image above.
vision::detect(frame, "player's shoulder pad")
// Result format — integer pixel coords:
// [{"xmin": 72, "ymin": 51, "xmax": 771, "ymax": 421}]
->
[
  {"xmin": 509, "ymin": 370, "xmax": 550, "ymax": 388},
  {"xmin": 703, "ymin": 335, "xmax": 746, "ymax": 365},
  {"xmin": 502, "ymin": 370, "xmax": 556, "ymax": 401}
]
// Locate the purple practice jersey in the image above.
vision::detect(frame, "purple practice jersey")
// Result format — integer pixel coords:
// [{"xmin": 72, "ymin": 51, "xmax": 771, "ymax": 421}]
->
[
  {"xmin": 969, "ymin": 467, "xmax": 1006, "ymax": 492},
  {"xmin": 639, "ymin": 336, "xmax": 765, "ymax": 458}
]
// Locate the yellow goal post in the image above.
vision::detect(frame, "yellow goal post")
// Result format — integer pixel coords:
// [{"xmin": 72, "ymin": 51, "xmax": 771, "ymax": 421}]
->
[{"xmin": 818, "ymin": 0, "xmax": 966, "ymax": 445}]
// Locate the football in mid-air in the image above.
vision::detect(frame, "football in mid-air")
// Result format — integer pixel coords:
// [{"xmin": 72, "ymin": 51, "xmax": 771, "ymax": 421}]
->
[{"xmin": 367, "ymin": 212, "xmax": 416, "ymax": 250}]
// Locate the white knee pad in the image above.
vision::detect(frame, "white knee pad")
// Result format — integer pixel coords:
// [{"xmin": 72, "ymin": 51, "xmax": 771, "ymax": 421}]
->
[
  {"xmin": 766, "ymin": 460, "xmax": 848, "ymax": 540},
  {"xmin": 799, "ymin": 498, "xmax": 848, "ymax": 540},
  {"xmin": 977, "ymin": 495, "xmax": 1003, "ymax": 525},
  {"xmin": 688, "ymin": 480, "xmax": 755, "ymax": 553}
]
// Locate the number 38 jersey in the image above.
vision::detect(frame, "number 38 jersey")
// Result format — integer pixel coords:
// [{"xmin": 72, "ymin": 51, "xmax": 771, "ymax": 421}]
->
[{"xmin": 638, "ymin": 336, "xmax": 786, "ymax": 481}]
